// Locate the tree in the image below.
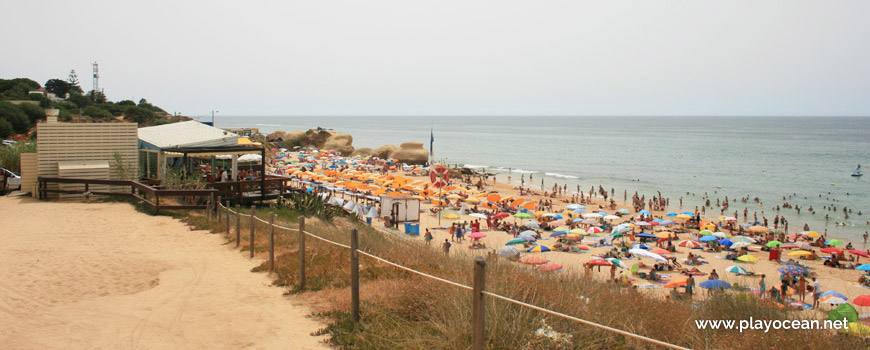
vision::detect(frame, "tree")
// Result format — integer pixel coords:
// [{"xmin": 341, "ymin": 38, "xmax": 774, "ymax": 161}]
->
[
  {"xmin": 0, "ymin": 118, "xmax": 12, "ymax": 138},
  {"xmin": 18, "ymin": 103, "xmax": 44, "ymax": 123},
  {"xmin": 68, "ymin": 93, "xmax": 91, "ymax": 108},
  {"xmin": 88, "ymin": 90, "xmax": 107, "ymax": 103},
  {"xmin": 0, "ymin": 78, "xmax": 40, "ymax": 100},
  {"xmin": 67, "ymin": 70, "xmax": 83, "ymax": 94},
  {"xmin": 125, "ymin": 105, "xmax": 155, "ymax": 124},
  {"xmin": 44, "ymin": 79, "xmax": 71, "ymax": 98},
  {"xmin": 0, "ymin": 102, "xmax": 30, "ymax": 134},
  {"xmin": 82, "ymin": 105, "xmax": 112, "ymax": 119}
]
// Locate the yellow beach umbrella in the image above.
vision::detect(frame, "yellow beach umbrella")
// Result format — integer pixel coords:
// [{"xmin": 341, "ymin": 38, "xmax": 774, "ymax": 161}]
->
[
  {"xmin": 806, "ymin": 231, "xmax": 821, "ymax": 238},
  {"xmin": 442, "ymin": 213, "xmax": 459, "ymax": 220},
  {"xmin": 737, "ymin": 255, "xmax": 758, "ymax": 262},
  {"xmin": 676, "ymin": 214, "xmax": 693, "ymax": 220},
  {"xmin": 446, "ymin": 194, "xmax": 462, "ymax": 199},
  {"xmin": 787, "ymin": 250, "xmax": 813, "ymax": 257},
  {"xmin": 465, "ymin": 197, "xmax": 481, "ymax": 203}
]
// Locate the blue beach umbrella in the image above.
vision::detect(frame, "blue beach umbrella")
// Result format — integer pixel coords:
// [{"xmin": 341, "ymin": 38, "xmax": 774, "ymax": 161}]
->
[
  {"xmin": 856, "ymin": 264, "xmax": 870, "ymax": 271},
  {"xmin": 666, "ymin": 212, "xmax": 678, "ymax": 217},
  {"xmin": 632, "ymin": 243, "xmax": 650, "ymax": 250},
  {"xmin": 700, "ymin": 236, "xmax": 718, "ymax": 242},
  {"xmin": 638, "ymin": 210, "xmax": 651, "ymax": 215},
  {"xmin": 681, "ymin": 211, "xmax": 694, "ymax": 216},
  {"xmin": 573, "ymin": 208, "xmax": 586, "ymax": 213},
  {"xmin": 718, "ymin": 238, "xmax": 733, "ymax": 247},
  {"xmin": 660, "ymin": 220, "xmax": 676, "ymax": 226},
  {"xmin": 777, "ymin": 265, "xmax": 806, "ymax": 275},
  {"xmin": 573, "ymin": 218, "xmax": 585, "ymax": 223},
  {"xmin": 550, "ymin": 231, "xmax": 567, "ymax": 238},
  {"xmin": 820, "ymin": 291, "xmax": 847, "ymax": 300},
  {"xmin": 637, "ymin": 233, "xmax": 657, "ymax": 239},
  {"xmin": 699, "ymin": 279, "xmax": 731, "ymax": 290}
]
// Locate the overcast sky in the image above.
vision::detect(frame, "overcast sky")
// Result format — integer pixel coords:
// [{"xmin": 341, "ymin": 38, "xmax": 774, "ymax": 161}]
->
[{"xmin": 2, "ymin": 1, "xmax": 869, "ymax": 117}]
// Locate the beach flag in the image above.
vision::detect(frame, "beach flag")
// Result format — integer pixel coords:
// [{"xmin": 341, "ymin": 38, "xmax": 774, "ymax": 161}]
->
[{"xmin": 429, "ymin": 128, "xmax": 434, "ymax": 161}]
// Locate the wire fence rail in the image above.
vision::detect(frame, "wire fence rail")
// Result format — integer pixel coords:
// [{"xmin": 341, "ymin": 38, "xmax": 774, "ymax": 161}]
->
[{"xmin": 214, "ymin": 201, "xmax": 689, "ymax": 350}]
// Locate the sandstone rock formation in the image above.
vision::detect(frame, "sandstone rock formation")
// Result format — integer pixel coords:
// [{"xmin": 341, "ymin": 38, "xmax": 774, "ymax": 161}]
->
[
  {"xmin": 390, "ymin": 142, "xmax": 428, "ymax": 164},
  {"xmin": 373, "ymin": 145, "xmax": 398, "ymax": 159},
  {"xmin": 351, "ymin": 148, "xmax": 373, "ymax": 157}
]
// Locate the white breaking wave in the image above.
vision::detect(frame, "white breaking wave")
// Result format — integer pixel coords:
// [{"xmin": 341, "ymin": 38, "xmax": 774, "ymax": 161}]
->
[
  {"xmin": 462, "ymin": 164, "xmax": 488, "ymax": 169},
  {"xmin": 510, "ymin": 169, "xmax": 539, "ymax": 174},
  {"xmin": 546, "ymin": 172, "xmax": 579, "ymax": 179}
]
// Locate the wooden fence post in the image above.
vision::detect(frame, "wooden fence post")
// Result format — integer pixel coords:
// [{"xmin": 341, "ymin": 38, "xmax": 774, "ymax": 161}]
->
[
  {"xmin": 298, "ymin": 216, "xmax": 306, "ymax": 290},
  {"xmin": 472, "ymin": 256, "xmax": 486, "ymax": 350},
  {"xmin": 217, "ymin": 196, "xmax": 222, "ymax": 223},
  {"xmin": 350, "ymin": 227, "xmax": 360, "ymax": 325},
  {"xmin": 236, "ymin": 204, "xmax": 241, "ymax": 248},
  {"xmin": 250, "ymin": 206, "xmax": 256, "ymax": 258},
  {"xmin": 269, "ymin": 213, "xmax": 275, "ymax": 272},
  {"xmin": 209, "ymin": 192, "xmax": 215, "ymax": 220},
  {"xmin": 225, "ymin": 200, "xmax": 231, "ymax": 234}
]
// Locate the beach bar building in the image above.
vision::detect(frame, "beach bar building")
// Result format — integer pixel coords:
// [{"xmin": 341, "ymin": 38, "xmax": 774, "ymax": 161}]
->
[
  {"xmin": 137, "ymin": 121, "xmax": 273, "ymax": 202},
  {"xmin": 138, "ymin": 121, "xmax": 242, "ymax": 180}
]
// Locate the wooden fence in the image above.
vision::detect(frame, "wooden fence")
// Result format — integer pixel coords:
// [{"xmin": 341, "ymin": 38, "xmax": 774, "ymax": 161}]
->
[
  {"xmin": 215, "ymin": 203, "xmax": 690, "ymax": 350},
  {"xmin": 37, "ymin": 176, "xmax": 217, "ymax": 212}
]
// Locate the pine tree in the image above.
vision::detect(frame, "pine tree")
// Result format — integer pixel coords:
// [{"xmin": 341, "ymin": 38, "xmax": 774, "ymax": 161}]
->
[{"xmin": 67, "ymin": 70, "xmax": 83, "ymax": 94}]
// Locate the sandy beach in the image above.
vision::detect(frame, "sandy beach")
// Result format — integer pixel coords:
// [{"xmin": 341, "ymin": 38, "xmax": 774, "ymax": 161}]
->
[
  {"xmin": 395, "ymin": 172, "xmax": 869, "ymax": 303},
  {"xmin": 0, "ymin": 196, "xmax": 328, "ymax": 350},
  {"xmin": 278, "ymin": 152, "xmax": 869, "ymax": 309}
]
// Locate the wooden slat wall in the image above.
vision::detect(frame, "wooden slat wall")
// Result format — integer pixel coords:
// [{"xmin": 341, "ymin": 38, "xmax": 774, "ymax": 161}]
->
[
  {"xmin": 58, "ymin": 166, "xmax": 110, "ymax": 200},
  {"xmin": 20, "ymin": 153, "xmax": 38, "ymax": 197},
  {"xmin": 37, "ymin": 122, "xmax": 139, "ymax": 198}
]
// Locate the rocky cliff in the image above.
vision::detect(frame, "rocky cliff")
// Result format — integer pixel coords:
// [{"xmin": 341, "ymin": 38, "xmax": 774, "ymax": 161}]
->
[{"xmin": 269, "ymin": 128, "xmax": 429, "ymax": 164}]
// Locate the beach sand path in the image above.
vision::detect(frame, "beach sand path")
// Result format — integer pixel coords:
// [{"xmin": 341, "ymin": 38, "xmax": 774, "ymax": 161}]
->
[{"xmin": 0, "ymin": 196, "xmax": 328, "ymax": 350}]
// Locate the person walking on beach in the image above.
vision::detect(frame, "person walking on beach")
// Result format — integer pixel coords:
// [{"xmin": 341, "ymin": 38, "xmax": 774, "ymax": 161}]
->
[
  {"xmin": 759, "ymin": 274, "xmax": 766, "ymax": 295},
  {"xmin": 609, "ymin": 263, "xmax": 617, "ymax": 280},
  {"xmin": 812, "ymin": 278, "xmax": 820, "ymax": 308},
  {"xmin": 424, "ymin": 229, "xmax": 433, "ymax": 245},
  {"xmin": 442, "ymin": 239, "xmax": 451, "ymax": 254}
]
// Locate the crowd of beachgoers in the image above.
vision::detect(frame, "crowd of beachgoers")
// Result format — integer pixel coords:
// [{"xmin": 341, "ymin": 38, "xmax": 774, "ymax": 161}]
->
[{"xmin": 266, "ymin": 147, "xmax": 870, "ymax": 335}]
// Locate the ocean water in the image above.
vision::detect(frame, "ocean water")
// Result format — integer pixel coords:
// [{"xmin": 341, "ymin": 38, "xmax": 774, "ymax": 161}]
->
[{"xmin": 218, "ymin": 116, "xmax": 870, "ymax": 243}]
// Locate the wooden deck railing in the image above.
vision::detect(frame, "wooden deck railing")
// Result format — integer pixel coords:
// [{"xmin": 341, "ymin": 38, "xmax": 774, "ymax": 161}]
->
[{"xmin": 38, "ymin": 177, "xmax": 218, "ymax": 212}]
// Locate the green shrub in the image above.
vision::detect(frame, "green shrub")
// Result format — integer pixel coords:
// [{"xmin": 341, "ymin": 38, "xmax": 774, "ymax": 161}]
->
[
  {"xmin": 82, "ymin": 105, "xmax": 112, "ymax": 119},
  {"xmin": 0, "ymin": 102, "xmax": 30, "ymax": 133},
  {"xmin": 0, "ymin": 141, "xmax": 35, "ymax": 172}
]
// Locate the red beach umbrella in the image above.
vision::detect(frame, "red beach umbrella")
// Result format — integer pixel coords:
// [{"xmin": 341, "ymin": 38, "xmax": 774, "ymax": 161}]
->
[
  {"xmin": 494, "ymin": 213, "xmax": 510, "ymax": 220},
  {"xmin": 651, "ymin": 248, "xmax": 671, "ymax": 255},
  {"xmin": 820, "ymin": 248, "xmax": 843, "ymax": 255},
  {"xmin": 537, "ymin": 262, "xmax": 563, "ymax": 272},
  {"xmin": 849, "ymin": 250, "xmax": 869, "ymax": 258},
  {"xmin": 585, "ymin": 259, "xmax": 612, "ymax": 266},
  {"xmin": 678, "ymin": 240, "xmax": 702, "ymax": 249},
  {"xmin": 854, "ymin": 295, "xmax": 870, "ymax": 307}
]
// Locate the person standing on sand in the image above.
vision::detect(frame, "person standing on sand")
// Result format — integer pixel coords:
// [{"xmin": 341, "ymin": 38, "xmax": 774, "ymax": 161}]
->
[
  {"xmin": 442, "ymin": 239, "xmax": 451, "ymax": 254},
  {"xmin": 686, "ymin": 275, "xmax": 695, "ymax": 298},
  {"xmin": 759, "ymin": 274, "xmax": 766, "ymax": 295},
  {"xmin": 424, "ymin": 229, "xmax": 433, "ymax": 245},
  {"xmin": 610, "ymin": 264, "xmax": 617, "ymax": 280},
  {"xmin": 812, "ymin": 277, "xmax": 820, "ymax": 308},
  {"xmin": 798, "ymin": 275, "xmax": 807, "ymax": 303}
]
